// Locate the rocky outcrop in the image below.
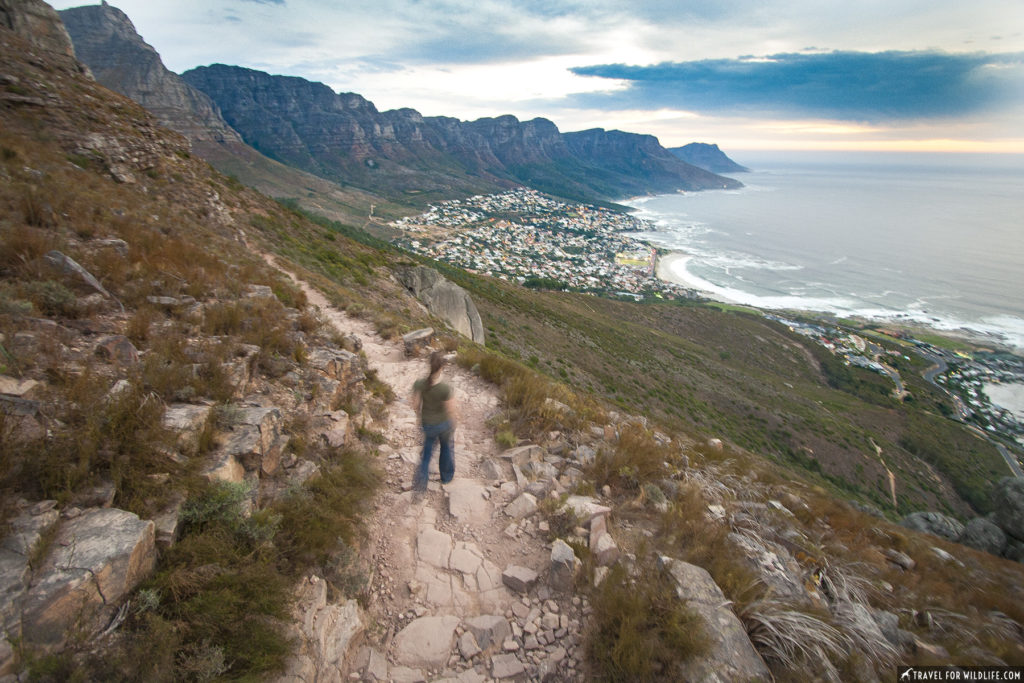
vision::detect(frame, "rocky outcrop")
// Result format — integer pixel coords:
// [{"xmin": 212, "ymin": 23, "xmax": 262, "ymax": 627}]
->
[
  {"xmin": 959, "ymin": 516, "xmax": 1009, "ymax": 556},
  {"xmin": 992, "ymin": 476, "xmax": 1024, "ymax": 542},
  {"xmin": 0, "ymin": 0, "xmax": 77, "ymax": 61},
  {"xmin": 396, "ymin": 266, "xmax": 485, "ymax": 344},
  {"xmin": 60, "ymin": 3, "xmax": 242, "ymax": 146},
  {"xmin": 669, "ymin": 142, "xmax": 750, "ymax": 173},
  {"xmin": 900, "ymin": 478, "xmax": 1024, "ymax": 563},
  {"xmin": 658, "ymin": 556, "xmax": 772, "ymax": 681},
  {"xmin": 281, "ymin": 574, "xmax": 364, "ymax": 682},
  {"xmin": 899, "ymin": 511, "xmax": 965, "ymax": 542},
  {"xmin": 20, "ymin": 508, "xmax": 155, "ymax": 646}
]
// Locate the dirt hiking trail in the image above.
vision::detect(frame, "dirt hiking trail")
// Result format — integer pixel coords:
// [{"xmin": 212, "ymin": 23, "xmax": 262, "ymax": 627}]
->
[{"xmin": 289, "ymin": 272, "xmax": 590, "ymax": 682}]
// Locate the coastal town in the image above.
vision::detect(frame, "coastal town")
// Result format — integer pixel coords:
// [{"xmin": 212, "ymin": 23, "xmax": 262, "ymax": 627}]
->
[
  {"xmin": 768, "ymin": 314, "xmax": 1024, "ymax": 466},
  {"xmin": 390, "ymin": 189, "xmax": 696, "ymax": 300},
  {"xmin": 391, "ymin": 189, "xmax": 1024, "ymax": 467}
]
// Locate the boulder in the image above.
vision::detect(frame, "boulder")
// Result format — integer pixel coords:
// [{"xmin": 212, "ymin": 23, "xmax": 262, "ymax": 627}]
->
[
  {"xmin": 464, "ymin": 614, "xmax": 510, "ymax": 650},
  {"xmin": 882, "ymin": 548, "xmax": 916, "ymax": 571},
  {"xmin": 959, "ymin": 517, "xmax": 1008, "ymax": 556},
  {"xmin": 202, "ymin": 450, "xmax": 245, "ymax": 484},
  {"xmin": 396, "ymin": 266, "xmax": 485, "ymax": 344},
  {"xmin": 549, "ymin": 540, "xmax": 578, "ymax": 592},
  {"xmin": 0, "ymin": 375, "xmax": 40, "ymax": 397},
  {"xmin": 402, "ymin": 328, "xmax": 435, "ymax": 357},
  {"xmin": 0, "ymin": 503, "xmax": 60, "ymax": 634},
  {"xmin": 562, "ymin": 495, "xmax": 611, "ymax": 525},
  {"xmin": 44, "ymin": 250, "xmax": 120, "ymax": 308},
  {"xmin": 490, "ymin": 653, "xmax": 525, "ymax": 681},
  {"xmin": 479, "ymin": 458, "xmax": 505, "ymax": 482},
  {"xmin": 992, "ymin": 477, "xmax": 1024, "ymax": 541},
  {"xmin": 162, "ymin": 403, "xmax": 213, "ymax": 455},
  {"xmin": 899, "ymin": 511, "xmax": 965, "ymax": 542},
  {"xmin": 94, "ymin": 334, "xmax": 139, "ymax": 365},
  {"xmin": 502, "ymin": 565, "xmax": 538, "ymax": 593},
  {"xmin": 504, "ymin": 492, "xmax": 538, "ymax": 519},
  {"xmin": 499, "ymin": 444, "xmax": 544, "ymax": 467},
  {"xmin": 306, "ymin": 347, "xmax": 364, "ymax": 386},
  {"xmin": 21, "ymin": 508, "xmax": 155, "ymax": 646},
  {"xmin": 658, "ymin": 556, "xmax": 771, "ymax": 682}
]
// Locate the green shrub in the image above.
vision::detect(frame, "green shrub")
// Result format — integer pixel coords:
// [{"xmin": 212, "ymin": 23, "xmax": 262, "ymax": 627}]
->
[
  {"xmin": 274, "ymin": 449, "xmax": 382, "ymax": 571},
  {"xmin": 590, "ymin": 423, "xmax": 673, "ymax": 494},
  {"xmin": 586, "ymin": 562, "xmax": 708, "ymax": 681},
  {"xmin": 22, "ymin": 280, "xmax": 77, "ymax": 317}
]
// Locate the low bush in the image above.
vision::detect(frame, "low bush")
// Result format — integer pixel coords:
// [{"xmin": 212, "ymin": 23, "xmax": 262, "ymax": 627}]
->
[
  {"xmin": 274, "ymin": 447, "xmax": 382, "ymax": 570},
  {"xmin": 585, "ymin": 561, "xmax": 708, "ymax": 681},
  {"xmin": 589, "ymin": 423, "xmax": 674, "ymax": 495}
]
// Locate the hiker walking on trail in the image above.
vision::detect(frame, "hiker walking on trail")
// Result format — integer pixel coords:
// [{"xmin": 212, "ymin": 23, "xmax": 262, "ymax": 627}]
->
[{"xmin": 411, "ymin": 351, "xmax": 458, "ymax": 491}]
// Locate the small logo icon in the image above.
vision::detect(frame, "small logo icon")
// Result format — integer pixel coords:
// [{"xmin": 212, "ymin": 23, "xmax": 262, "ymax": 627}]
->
[{"xmin": 899, "ymin": 669, "xmax": 914, "ymax": 681}]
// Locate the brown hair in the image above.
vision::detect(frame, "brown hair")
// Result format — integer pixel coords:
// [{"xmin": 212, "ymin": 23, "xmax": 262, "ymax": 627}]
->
[{"xmin": 426, "ymin": 351, "xmax": 445, "ymax": 387}]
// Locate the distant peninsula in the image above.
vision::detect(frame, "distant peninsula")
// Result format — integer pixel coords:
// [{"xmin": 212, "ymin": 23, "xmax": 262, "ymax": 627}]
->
[{"xmin": 669, "ymin": 142, "xmax": 750, "ymax": 173}]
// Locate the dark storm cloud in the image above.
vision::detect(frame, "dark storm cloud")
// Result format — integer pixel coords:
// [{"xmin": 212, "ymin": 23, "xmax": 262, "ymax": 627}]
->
[{"xmin": 570, "ymin": 51, "xmax": 1024, "ymax": 121}]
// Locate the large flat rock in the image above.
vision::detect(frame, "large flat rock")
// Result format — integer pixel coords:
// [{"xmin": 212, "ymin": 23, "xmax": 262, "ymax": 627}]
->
[
  {"xmin": 446, "ymin": 479, "xmax": 491, "ymax": 524},
  {"xmin": 393, "ymin": 615, "xmax": 460, "ymax": 668}
]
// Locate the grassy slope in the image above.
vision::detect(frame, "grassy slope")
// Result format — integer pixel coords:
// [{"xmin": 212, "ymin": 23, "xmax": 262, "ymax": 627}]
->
[{"xmin": 427, "ymin": 262, "xmax": 1006, "ymax": 518}]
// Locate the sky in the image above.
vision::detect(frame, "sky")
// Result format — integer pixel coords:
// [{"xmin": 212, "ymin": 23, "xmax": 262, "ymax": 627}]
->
[{"xmin": 49, "ymin": 0, "xmax": 1024, "ymax": 154}]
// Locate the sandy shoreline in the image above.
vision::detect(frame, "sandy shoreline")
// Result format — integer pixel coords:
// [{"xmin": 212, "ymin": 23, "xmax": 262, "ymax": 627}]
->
[
  {"xmin": 654, "ymin": 250, "xmax": 1021, "ymax": 352},
  {"xmin": 655, "ymin": 251, "xmax": 737, "ymax": 304}
]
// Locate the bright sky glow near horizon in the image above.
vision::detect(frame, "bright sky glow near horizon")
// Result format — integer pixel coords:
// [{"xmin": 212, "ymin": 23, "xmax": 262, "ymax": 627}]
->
[{"xmin": 48, "ymin": 0, "xmax": 1024, "ymax": 154}]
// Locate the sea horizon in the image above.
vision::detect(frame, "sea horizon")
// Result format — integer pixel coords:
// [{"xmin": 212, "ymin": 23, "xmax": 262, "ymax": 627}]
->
[{"xmin": 630, "ymin": 151, "xmax": 1024, "ymax": 354}]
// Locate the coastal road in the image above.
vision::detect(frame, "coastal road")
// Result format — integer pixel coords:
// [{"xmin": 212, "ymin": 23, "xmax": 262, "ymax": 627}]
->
[
  {"xmin": 920, "ymin": 349, "xmax": 947, "ymax": 384},
  {"xmin": 996, "ymin": 442, "xmax": 1024, "ymax": 478}
]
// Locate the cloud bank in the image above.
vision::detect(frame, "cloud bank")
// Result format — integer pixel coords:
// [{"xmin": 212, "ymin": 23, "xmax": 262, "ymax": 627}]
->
[{"xmin": 570, "ymin": 51, "xmax": 1024, "ymax": 121}]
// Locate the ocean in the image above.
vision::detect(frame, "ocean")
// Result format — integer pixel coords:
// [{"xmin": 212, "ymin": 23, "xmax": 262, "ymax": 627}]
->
[{"xmin": 627, "ymin": 151, "xmax": 1024, "ymax": 353}]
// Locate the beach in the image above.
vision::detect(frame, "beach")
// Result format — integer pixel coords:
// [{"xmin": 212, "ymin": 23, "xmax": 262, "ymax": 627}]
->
[{"xmin": 655, "ymin": 251, "xmax": 736, "ymax": 304}]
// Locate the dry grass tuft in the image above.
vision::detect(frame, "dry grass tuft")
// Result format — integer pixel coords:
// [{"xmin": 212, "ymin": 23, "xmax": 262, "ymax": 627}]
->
[{"xmin": 739, "ymin": 597, "xmax": 849, "ymax": 679}]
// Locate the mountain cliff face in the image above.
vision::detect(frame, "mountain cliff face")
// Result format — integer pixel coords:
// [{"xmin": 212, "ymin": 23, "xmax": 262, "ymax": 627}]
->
[
  {"xmin": 60, "ymin": 3, "xmax": 241, "ymax": 146},
  {"xmin": 58, "ymin": 2, "xmax": 741, "ymax": 207},
  {"xmin": 669, "ymin": 142, "xmax": 750, "ymax": 173},
  {"xmin": 183, "ymin": 64, "xmax": 742, "ymax": 204},
  {"xmin": 565, "ymin": 129, "xmax": 742, "ymax": 194},
  {"xmin": 182, "ymin": 64, "xmax": 509, "ymax": 202}
]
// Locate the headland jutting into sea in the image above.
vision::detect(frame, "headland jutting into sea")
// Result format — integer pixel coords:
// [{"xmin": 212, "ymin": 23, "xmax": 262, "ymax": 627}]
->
[{"xmin": 391, "ymin": 188, "xmax": 1024, "ymax": 462}]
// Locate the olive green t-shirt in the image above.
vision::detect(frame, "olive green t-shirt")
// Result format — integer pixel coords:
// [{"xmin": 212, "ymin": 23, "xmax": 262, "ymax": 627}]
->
[{"xmin": 413, "ymin": 378, "xmax": 452, "ymax": 426}]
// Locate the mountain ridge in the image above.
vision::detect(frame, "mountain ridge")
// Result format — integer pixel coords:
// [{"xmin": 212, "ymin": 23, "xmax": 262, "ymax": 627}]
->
[
  {"xmin": 59, "ymin": 2, "xmax": 745, "ymax": 209},
  {"xmin": 184, "ymin": 62, "xmax": 743, "ymax": 206}
]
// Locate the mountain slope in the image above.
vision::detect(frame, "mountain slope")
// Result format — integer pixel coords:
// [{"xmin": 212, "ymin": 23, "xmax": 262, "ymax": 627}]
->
[{"xmin": 59, "ymin": 2, "xmax": 405, "ymax": 225}]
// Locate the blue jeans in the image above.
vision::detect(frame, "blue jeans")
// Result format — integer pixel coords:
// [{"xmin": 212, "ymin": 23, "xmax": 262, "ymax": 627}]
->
[{"xmin": 415, "ymin": 420, "xmax": 454, "ymax": 490}]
